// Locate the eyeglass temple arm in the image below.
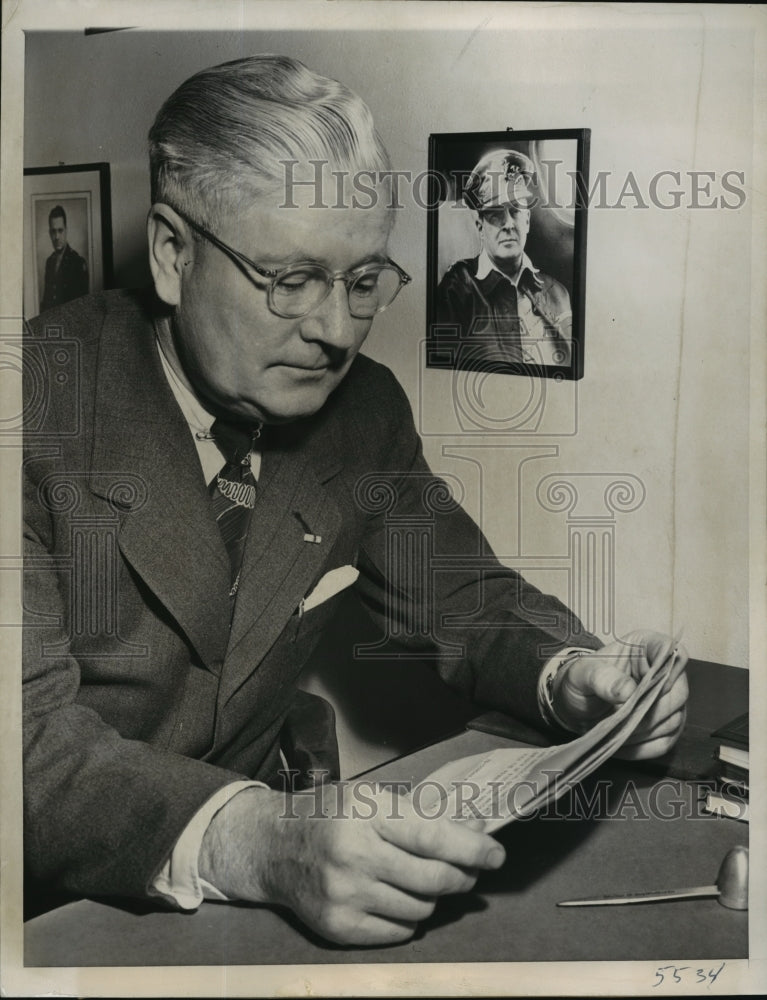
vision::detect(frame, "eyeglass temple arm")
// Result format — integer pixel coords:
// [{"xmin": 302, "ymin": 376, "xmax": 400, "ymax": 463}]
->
[
  {"xmin": 165, "ymin": 203, "xmax": 280, "ymax": 279},
  {"xmin": 166, "ymin": 201, "xmax": 412, "ymax": 284}
]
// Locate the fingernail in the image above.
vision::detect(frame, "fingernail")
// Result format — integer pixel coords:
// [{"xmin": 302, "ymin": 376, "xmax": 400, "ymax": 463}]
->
[{"xmin": 487, "ymin": 846, "xmax": 505, "ymax": 868}]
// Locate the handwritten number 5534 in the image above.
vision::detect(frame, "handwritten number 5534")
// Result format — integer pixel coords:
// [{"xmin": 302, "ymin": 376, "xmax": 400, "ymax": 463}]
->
[{"xmin": 653, "ymin": 962, "xmax": 725, "ymax": 987}]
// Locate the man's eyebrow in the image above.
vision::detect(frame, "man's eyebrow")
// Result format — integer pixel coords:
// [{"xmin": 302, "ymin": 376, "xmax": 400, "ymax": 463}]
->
[
  {"xmin": 348, "ymin": 252, "xmax": 389, "ymax": 269},
  {"xmin": 253, "ymin": 251, "xmax": 389, "ymax": 270}
]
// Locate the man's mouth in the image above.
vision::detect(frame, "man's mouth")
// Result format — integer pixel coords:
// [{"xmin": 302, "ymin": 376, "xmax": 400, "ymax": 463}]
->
[
  {"xmin": 278, "ymin": 351, "xmax": 350, "ymax": 374},
  {"xmin": 280, "ymin": 362, "xmax": 333, "ymax": 375}
]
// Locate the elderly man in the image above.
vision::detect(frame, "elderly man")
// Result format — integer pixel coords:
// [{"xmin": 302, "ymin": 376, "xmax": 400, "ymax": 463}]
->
[
  {"xmin": 24, "ymin": 55, "xmax": 688, "ymax": 946},
  {"xmin": 39, "ymin": 204, "xmax": 89, "ymax": 313},
  {"xmin": 436, "ymin": 150, "xmax": 572, "ymax": 367}
]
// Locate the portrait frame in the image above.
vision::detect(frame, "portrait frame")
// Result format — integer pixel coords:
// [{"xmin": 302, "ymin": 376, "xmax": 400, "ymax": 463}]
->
[
  {"xmin": 426, "ymin": 128, "xmax": 590, "ymax": 381},
  {"xmin": 22, "ymin": 162, "xmax": 113, "ymax": 320}
]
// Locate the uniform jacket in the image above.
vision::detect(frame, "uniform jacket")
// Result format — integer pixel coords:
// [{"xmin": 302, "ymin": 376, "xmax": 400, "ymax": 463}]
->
[
  {"xmin": 435, "ymin": 256, "xmax": 572, "ymax": 367},
  {"xmin": 23, "ymin": 289, "xmax": 599, "ymax": 902},
  {"xmin": 40, "ymin": 243, "xmax": 89, "ymax": 313}
]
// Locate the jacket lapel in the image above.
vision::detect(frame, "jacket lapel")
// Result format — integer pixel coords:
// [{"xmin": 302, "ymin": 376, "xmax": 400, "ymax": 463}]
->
[
  {"xmin": 220, "ymin": 430, "xmax": 342, "ymax": 704},
  {"xmin": 88, "ymin": 296, "xmax": 231, "ymax": 673}
]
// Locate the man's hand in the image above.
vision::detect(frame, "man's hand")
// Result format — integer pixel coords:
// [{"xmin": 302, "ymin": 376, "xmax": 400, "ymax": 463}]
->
[
  {"xmin": 551, "ymin": 629, "xmax": 689, "ymax": 759},
  {"xmin": 199, "ymin": 781, "xmax": 505, "ymax": 945}
]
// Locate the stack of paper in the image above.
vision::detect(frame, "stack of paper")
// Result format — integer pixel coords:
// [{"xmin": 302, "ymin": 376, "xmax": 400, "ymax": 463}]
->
[{"xmin": 415, "ymin": 636, "xmax": 681, "ymax": 832}]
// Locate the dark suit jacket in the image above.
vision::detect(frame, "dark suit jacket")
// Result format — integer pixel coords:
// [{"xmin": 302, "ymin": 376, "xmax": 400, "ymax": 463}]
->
[
  {"xmin": 40, "ymin": 244, "xmax": 89, "ymax": 313},
  {"xmin": 23, "ymin": 289, "xmax": 599, "ymax": 903}
]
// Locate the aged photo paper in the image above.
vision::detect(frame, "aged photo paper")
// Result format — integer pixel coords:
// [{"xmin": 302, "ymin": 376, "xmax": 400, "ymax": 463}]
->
[{"xmin": 2, "ymin": 1, "xmax": 766, "ymax": 996}]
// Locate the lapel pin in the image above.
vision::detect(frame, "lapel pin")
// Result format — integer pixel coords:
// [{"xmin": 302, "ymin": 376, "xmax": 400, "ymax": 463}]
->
[{"xmin": 295, "ymin": 511, "xmax": 322, "ymax": 544}]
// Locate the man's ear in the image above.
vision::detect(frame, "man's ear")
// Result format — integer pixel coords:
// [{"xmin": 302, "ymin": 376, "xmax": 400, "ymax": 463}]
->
[{"xmin": 147, "ymin": 204, "xmax": 192, "ymax": 307}]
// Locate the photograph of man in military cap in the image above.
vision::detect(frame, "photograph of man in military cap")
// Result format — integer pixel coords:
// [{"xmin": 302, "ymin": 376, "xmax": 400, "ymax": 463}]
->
[{"xmin": 434, "ymin": 148, "xmax": 574, "ymax": 369}]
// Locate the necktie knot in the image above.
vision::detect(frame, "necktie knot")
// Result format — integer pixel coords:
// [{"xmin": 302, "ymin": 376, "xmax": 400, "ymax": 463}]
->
[{"xmin": 211, "ymin": 418, "xmax": 260, "ymax": 467}]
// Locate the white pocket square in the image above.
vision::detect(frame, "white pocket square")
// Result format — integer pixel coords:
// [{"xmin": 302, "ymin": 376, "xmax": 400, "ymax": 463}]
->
[{"xmin": 301, "ymin": 565, "xmax": 359, "ymax": 614}]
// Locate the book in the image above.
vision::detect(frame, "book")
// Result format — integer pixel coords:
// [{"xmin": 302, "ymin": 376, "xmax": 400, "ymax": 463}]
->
[
  {"xmin": 712, "ymin": 712, "xmax": 749, "ymax": 766},
  {"xmin": 718, "ymin": 775, "xmax": 749, "ymax": 799},
  {"xmin": 711, "ymin": 711, "xmax": 749, "ymax": 750},
  {"xmin": 415, "ymin": 636, "xmax": 682, "ymax": 831},
  {"xmin": 717, "ymin": 744, "xmax": 749, "ymax": 771},
  {"xmin": 717, "ymin": 758, "xmax": 749, "ymax": 787},
  {"xmin": 704, "ymin": 712, "xmax": 752, "ymax": 823},
  {"xmin": 704, "ymin": 790, "xmax": 749, "ymax": 823}
]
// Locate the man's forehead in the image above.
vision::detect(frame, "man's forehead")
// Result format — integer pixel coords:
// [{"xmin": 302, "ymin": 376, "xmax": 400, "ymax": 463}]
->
[{"xmin": 219, "ymin": 187, "xmax": 394, "ymax": 265}]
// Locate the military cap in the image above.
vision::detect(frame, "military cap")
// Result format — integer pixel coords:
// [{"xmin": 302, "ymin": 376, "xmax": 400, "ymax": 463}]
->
[{"xmin": 463, "ymin": 149, "xmax": 537, "ymax": 211}]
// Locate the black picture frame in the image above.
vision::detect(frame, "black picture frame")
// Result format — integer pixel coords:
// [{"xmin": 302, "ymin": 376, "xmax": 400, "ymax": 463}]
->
[
  {"xmin": 23, "ymin": 162, "xmax": 114, "ymax": 319},
  {"xmin": 426, "ymin": 129, "xmax": 590, "ymax": 381}
]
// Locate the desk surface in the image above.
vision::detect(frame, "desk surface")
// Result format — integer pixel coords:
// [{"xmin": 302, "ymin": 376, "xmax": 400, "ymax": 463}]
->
[{"xmin": 24, "ymin": 660, "xmax": 749, "ymax": 966}]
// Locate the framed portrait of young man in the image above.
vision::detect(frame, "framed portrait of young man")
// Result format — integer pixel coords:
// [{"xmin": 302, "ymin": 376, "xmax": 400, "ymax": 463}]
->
[{"xmin": 23, "ymin": 163, "xmax": 113, "ymax": 320}]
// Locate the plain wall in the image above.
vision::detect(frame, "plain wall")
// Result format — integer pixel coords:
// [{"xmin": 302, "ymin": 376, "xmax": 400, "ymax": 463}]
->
[{"xmin": 22, "ymin": 22, "xmax": 753, "ymax": 765}]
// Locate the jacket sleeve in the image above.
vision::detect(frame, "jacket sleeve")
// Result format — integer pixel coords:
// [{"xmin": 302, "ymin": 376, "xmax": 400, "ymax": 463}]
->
[
  {"xmin": 22, "ymin": 460, "xmax": 244, "ymax": 903},
  {"xmin": 73, "ymin": 253, "xmax": 89, "ymax": 298},
  {"xmin": 351, "ymin": 365, "xmax": 601, "ymax": 729},
  {"xmin": 435, "ymin": 264, "xmax": 472, "ymax": 337},
  {"xmin": 40, "ymin": 259, "xmax": 52, "ymax": 313}
]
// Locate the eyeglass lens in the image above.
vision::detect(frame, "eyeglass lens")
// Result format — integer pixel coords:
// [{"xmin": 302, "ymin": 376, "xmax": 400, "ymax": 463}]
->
[{"xmin": 271, "ymin": 265, "xmax": 404, "ymax": 319}]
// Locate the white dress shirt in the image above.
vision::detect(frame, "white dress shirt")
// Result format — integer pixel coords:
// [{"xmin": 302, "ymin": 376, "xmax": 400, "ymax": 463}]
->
[{"xmin": 151, "ymin": 337, "xmax": 265, "ymax": 908}]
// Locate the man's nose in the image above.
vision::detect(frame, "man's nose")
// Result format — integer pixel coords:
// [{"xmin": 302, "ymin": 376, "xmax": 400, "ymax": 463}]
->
[{"xmin": 300, "ymin": 280, "xmax": 360, "ymax": 350}]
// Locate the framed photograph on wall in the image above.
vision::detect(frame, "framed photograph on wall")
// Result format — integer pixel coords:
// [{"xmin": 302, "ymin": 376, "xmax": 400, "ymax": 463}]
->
[
  {"xmin": 426, "ymin": 129, "xmax": 590, "ymax": 380},
  {"xmin": 23, "ymin": 162, "xmax": 113, "ymax": 320}
]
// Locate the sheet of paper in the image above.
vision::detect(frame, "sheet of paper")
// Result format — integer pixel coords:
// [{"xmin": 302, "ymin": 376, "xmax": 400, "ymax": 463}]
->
[
  {"xmin": 415, "ymin": 746, "xmax": 554, "ymax": 829},
  {"xmin": 415, "ymin": 636, "xmax": 680, "ymax": 832}
]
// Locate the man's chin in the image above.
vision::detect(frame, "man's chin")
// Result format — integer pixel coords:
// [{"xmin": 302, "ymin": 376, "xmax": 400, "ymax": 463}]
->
[{"xmin": 248, "ymin": 381, "xmax": 340, "ymax": 426}]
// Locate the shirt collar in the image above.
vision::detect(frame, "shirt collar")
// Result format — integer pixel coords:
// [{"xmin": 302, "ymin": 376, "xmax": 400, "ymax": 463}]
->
[
  {"xmin": 476, "ymin": 248, "xmax": 539, "ymax": 286},
  {"xmin": 155, "ymin": 328, "xmax": 216, "ymax": 439}
]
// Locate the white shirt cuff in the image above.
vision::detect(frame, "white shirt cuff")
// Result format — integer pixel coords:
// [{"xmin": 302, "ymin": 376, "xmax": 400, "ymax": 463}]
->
[
  {"xmin": 152, "ymin": 780, "xmax": 266, "ymax": 910},
  {"xmin": 537, "ymin": 647, "xmax": 594, "ymax": 732}
]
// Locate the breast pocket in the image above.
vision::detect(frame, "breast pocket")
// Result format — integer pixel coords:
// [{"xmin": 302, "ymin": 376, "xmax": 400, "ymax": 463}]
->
[{"xmin": 287, "ymin": 589, "xmax": 344, "ymax": 644}]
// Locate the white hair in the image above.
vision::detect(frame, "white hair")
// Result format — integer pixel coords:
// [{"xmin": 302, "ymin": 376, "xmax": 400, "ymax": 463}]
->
[{"xmin": 149, "ymin": 54, "xmax": 391, "ymax": 226}]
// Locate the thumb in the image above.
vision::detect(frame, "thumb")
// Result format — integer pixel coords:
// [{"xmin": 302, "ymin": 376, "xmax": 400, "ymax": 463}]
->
[
  {"xmin": 460, "ymin": 816, "xmax": 487, "ymax": 833},
  {"xmin": 581, "ymin": 661, "xmax": 637, "ymax": 705}
]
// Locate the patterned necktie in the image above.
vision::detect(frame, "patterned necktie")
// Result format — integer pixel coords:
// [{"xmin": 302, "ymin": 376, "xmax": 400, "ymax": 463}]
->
[{"xmin": 209, "ymin": 418, "xmax": 260, "ymax": 598}]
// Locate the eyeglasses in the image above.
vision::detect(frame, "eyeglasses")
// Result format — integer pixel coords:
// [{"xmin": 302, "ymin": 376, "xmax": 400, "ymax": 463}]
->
[
  {"xmin": 167, "ymin": 204, "xmax": 412, "ymax": 320},
  {"xmin": 478, "ymin": 203, "xmax": 530, "ymax": 228}
]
